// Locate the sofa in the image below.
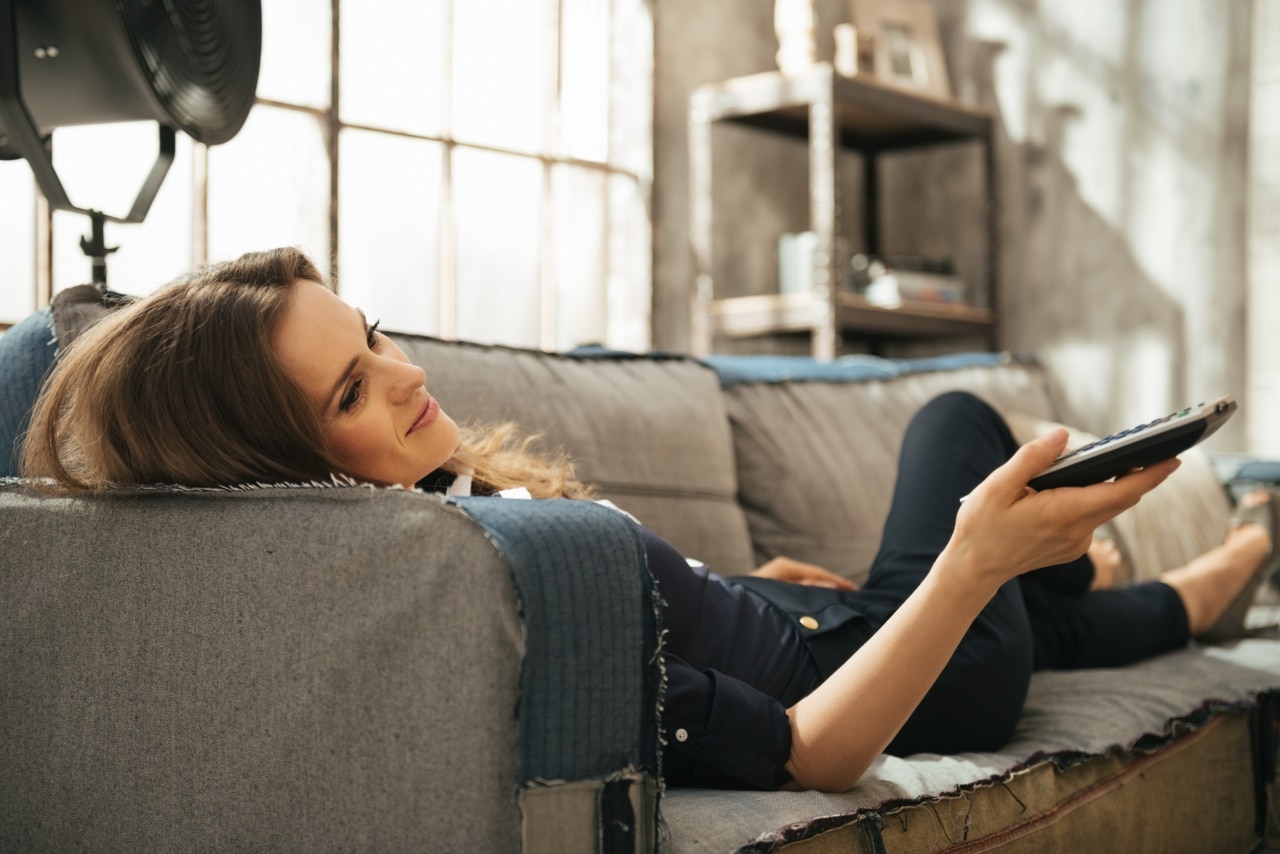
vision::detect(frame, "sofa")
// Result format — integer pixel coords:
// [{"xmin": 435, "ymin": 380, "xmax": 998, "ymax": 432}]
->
[{"xmin": 2, "ymin": 294, "xmax": 1278, "ymax": 853}]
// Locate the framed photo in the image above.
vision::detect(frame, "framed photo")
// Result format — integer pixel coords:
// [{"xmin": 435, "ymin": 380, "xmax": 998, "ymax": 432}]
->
[{"xmin": 847, "ymin": 0, "xmax": 951, "ymax": 98}]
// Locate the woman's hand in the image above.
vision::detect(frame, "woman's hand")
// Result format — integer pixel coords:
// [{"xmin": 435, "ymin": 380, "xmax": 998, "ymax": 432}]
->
[
  {"xmin": 944, "ymin": 427, "xmax": 1181, "ymax": 591},
  {"xmin": 752, "ymin": 557, "xmax": 859, "ymax": 591}
]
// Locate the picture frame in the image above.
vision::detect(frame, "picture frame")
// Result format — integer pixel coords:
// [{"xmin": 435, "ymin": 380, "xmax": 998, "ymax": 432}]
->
[{"xmin": 847, "ymin": 0, "xmax": 952, "ymax": 98}]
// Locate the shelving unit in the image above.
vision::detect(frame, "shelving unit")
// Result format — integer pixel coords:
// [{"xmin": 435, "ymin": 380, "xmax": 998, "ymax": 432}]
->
[{"xmin": 688, "ymin": 63, "xmax": 997, "ymax": 359}]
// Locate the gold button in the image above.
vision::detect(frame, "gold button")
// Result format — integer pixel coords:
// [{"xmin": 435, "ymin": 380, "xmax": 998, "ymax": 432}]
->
[{"xmin": 799, "ymin": 616, "xmax": 819, "ymax": 630}]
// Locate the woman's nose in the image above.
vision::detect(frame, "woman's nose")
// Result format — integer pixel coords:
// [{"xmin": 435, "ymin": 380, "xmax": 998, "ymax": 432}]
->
[{"xmin": 387, "ymin": 359, "xmax": 426, "ymax": 404}]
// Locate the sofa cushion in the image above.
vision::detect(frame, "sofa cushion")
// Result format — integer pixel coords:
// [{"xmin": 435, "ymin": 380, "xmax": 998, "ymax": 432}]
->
[
  {"xmin": 713, "ymin": 356, "xmax": 1060, "ymax": 582},
  {"xmin": 390, "ymin": 334, "xmax": 757, "ymax": 575}
]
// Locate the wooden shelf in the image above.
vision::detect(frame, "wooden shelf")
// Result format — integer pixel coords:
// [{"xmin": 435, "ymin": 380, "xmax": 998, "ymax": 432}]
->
[
  {"xmin": 696, "ymin": 67, "xmax": 992, "ymax": 151},
  {"xmin": 689, "ymin": 64, "xmax": 1000, "ymax": 359},
  {"xmin": 707, "ymin": 293, "xmax": 994, "ymax": 340}
]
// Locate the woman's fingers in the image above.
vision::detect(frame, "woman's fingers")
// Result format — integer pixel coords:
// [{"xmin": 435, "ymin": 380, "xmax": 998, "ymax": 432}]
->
[
  {"xmin": 978, "ymin": 427, "xmax": 1070, "ymax": 505},
  {"xmin": 752, "ymin": 556, "xmax": 858, "ymax": 590}
]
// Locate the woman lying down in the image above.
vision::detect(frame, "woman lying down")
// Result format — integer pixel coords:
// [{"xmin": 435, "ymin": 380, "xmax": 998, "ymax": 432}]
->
[{"xmin": 22, "ymin": 247, "xmax": 1278, "ymax": 791}]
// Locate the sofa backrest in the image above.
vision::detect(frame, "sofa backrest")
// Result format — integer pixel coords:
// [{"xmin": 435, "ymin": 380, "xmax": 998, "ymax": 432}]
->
[
  {"xmin": 708, "ymin": 356, "xmax": 1063, "ymax": 583},
  {"xmin": 389, "ymin": 334, "xmax": 758, "ymax": 576}
]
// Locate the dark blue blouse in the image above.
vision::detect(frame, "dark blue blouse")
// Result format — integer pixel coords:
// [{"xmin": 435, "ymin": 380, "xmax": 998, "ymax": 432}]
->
[{"xmin": 636, "ymin": 527, "xmax": 823, "ymax": 789}]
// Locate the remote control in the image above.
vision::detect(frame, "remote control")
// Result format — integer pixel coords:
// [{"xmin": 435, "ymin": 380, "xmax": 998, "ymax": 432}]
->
[{"xmin": 1027, "ymin": 396, "xmax": 1237, "ymax": 491}]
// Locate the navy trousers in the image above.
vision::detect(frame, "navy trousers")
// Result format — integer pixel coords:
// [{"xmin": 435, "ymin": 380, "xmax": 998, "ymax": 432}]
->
[{"xmin": 864, "ymin": 392, "xmax": 1190, "ymax": 755}]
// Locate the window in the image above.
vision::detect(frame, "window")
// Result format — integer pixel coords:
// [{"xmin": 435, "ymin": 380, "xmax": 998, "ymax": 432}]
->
[{"xmin": 0, "ymin": 0, "xmax": 653, "ymax": 353}]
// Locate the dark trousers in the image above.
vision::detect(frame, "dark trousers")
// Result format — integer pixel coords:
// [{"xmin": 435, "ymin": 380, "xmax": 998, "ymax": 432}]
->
[{"xmin": 868, "ymin": 392, "xmax": 1190, "ymax": 756}]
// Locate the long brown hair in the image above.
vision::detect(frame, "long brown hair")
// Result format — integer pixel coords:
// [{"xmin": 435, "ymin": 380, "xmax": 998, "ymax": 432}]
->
[{"xmin": 21, "ymin": 247, "xmax": 592, "ymax": 498}]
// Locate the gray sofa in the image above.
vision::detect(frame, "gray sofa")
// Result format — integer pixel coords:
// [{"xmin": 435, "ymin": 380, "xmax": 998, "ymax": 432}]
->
[{"xmin": 2, "ymin": 308, "xmax": 1278, "ymax": 852}]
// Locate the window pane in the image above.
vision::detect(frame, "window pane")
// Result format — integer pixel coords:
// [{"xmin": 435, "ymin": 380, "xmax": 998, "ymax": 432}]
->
[
  {"xmin": 338, "ymin": 130, "xmax": 442, "ymax": 336},
  {"xmin": 0, "ymin": 162, "xmax": 36, "ymax": 322},
  {"xmin": 49, "ymin": 124, "xmax": 194, "ymax": 296},
  {"xmin": 256, "ymin": 0, "xmax": 331, "ymax": 108},
  {"xmin": 453, "ymin": 0, "xmax": 548, "ymax": 153},
  {"xmin": 453, "ymin": 148, "xmax": 541, "ymax": 347},
  {"xmin": 609, "ymin": 0, "xmax": 653, "ymax": 179},
  {"xmin": 207, "ymin": 106, "xmax": 330, "ymax": 273},
  {"xmin": 553, "ymin": 165, "xmax": 606, "ymax": 349},
  {"xmin": 607, "ymin": 172, "xmax": 650, "ymax": 350},
  {"xmin": 340, "ymin": 0, "xmax": 445, "ymax": 135},
  {"xmin": 560, "ymin": 0, "xmax": 610, "ymax": 162}
]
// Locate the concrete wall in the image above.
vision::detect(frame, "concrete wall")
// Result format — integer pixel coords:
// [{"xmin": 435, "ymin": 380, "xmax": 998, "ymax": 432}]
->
[{"xmin": 653, "ymin": 0, "xmax": 1263, "ymax": 452}]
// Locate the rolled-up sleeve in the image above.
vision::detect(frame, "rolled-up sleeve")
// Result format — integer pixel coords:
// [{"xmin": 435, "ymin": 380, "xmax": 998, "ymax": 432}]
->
[{"xmin": 661, "ymin": 653, "xmax": 794, "ymax": 790}]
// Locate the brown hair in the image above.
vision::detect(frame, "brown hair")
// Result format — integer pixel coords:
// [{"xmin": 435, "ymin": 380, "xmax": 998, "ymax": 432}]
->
[{"xmin": 21, "ymin": 246, "xmax": 592, "ymax": 499}]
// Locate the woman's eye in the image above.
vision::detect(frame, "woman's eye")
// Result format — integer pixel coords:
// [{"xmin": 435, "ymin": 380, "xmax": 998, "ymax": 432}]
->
[
  {"xmin": 339, "ymin": 379, "xmax": 363, "ymax": 413},
  {"xmin": 366, "ymin": 320, "xmax": 382, "ymax": 350}
]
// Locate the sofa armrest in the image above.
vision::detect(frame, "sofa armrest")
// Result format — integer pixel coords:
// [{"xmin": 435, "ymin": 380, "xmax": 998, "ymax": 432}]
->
[{"xmin": 0, "ymin": 484, "xmax": 661, "ymax": 852}]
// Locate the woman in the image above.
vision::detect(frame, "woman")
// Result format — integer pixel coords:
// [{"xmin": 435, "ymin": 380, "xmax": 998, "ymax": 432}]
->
[{"xmin": 21, "ymin": 247, "xmax": 1278, "ymax": 793}]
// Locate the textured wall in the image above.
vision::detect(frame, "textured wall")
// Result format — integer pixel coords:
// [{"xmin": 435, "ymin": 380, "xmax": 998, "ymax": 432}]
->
[
  {"xmin": 1249, "ymin": 0, "xmax": 1280, "ymax": 458},
  {"xmin": 653, "ymin": 0, "xmax": 1261, "ymax": 451}
]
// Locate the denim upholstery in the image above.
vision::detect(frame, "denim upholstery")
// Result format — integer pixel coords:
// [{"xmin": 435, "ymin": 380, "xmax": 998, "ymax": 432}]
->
[{"xmin": 0, "ymin": 308, "xmax": 56, "ymax": 476}]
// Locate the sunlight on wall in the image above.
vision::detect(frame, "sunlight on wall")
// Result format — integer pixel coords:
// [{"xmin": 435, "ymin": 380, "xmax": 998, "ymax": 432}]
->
[
  {"xmin": 1045, "ymin": 331, "xmax": 1172, "ymax": 436},
  {"xmin": 969, "ymin": 0, "xmax": 1230, "ymax": 300},
  {"xmin": 966, "ymin": 0, "xmax": 1031, "ymax": 144},
  {"xmin": 1120, "ymin": 329, "xmax": 1174, "ymax": 423},
  {"xmin": 1249, "ymin": 0, "xmax": 1280, "ymax": 458}
]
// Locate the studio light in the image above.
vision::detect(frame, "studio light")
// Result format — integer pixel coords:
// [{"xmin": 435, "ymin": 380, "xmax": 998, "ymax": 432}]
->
[{"xmin": 0, "ymin": 0, "xmax": 261, "ymax": 285}]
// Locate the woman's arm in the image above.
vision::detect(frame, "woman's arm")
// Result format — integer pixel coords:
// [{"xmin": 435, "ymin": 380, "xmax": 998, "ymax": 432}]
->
[{"xmin": 782, "ymin": 428, "xmax": 1180, "ymax": 792}]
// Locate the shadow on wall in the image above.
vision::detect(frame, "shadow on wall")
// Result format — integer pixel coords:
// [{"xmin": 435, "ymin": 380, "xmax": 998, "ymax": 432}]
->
[{"xmin": 963, "ymin": 38, "xmax": 1188, "ymax": 434}]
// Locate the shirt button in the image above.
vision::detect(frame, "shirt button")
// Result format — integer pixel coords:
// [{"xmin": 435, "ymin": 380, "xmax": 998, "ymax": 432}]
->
[
  {"xmin": 675, "ymin": 728, "xmax": 689, "ymax": 743},
  {"xmin": 799, "ymin": 615, "xmax": 819, "ymax": 630}
]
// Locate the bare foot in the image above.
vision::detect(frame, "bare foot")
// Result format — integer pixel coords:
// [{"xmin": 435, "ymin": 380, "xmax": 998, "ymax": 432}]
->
[
  {"xmin": 1160, "ymin": 515, "xmax": 1272, "ymax": 636},
  {"xmin": 1088, "ymin": 537, "xmax": 1122, "ymax": 590}
]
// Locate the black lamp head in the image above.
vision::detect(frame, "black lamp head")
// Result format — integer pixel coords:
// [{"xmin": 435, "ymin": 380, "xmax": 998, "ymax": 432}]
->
[{"xmin": 0, "ymin": 0, "xmax": 261, "ymax": 222}]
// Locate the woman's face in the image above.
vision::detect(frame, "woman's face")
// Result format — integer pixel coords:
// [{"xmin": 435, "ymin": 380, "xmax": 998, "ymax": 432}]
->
[{"xmin": 273, "ymin": 279, "xmax": 460, "ymax": 487}]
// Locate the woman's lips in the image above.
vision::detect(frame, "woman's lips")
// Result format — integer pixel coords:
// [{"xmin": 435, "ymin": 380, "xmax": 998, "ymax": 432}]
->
[{"xmin": 408, "ymin": 395, "xmax": 439, "ymax": 435}]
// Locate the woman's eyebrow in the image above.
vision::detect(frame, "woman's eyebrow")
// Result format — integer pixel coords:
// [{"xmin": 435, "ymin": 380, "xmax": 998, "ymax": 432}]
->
[{"xmin": 322, "ymin": 309, "xmax": 369, "ymax": 414}]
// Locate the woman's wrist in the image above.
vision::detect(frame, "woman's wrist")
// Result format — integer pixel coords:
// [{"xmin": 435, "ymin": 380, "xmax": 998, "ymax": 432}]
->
[{"xmin": 933, "ymin": 540, "xmax": 1009, "ymax": 605}]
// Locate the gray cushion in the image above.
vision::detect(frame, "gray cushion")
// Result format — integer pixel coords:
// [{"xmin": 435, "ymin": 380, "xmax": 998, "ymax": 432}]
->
[
  {"xmin": 391, "ymin": 334, "xmax": 757, "ymax": 575},
  {"xmin": 722, "ymin": 361, "xmax": 1060, "ymax": 582}
]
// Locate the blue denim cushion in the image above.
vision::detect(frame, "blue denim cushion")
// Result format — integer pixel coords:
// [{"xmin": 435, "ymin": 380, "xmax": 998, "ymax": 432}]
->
[{"xmin": 0, "ymin": 308, "xmax": 57, "ymax": 477}]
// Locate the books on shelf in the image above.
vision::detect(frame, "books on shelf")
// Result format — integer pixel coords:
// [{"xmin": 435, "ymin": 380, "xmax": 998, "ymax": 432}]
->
[
  {"xmin": 780, "ymin": 236, "xmax": 970, "ymax": 308},
  {"xmin": 863, "ymin": 269, "xmax": 966, "ymax": 307}
]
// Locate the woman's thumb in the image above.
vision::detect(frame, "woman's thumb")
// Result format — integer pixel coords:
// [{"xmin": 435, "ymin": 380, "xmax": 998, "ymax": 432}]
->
[{"xmin": 990, "ymin": 428, "xmax": 1070, "ymax": 495}]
